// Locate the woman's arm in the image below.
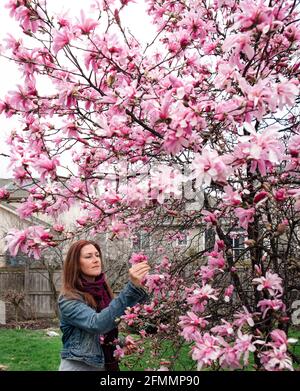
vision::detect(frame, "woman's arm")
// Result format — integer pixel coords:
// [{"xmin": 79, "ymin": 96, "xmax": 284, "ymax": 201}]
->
[{"xmin": 59, "ymin": 281, "xmax": 148, "ymax": 334}]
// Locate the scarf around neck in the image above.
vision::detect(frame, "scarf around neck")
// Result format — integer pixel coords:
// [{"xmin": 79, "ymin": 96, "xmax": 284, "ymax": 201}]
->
[{"xmin": 80, "ymin": 273, "xmax": 120, "ymax": 371}]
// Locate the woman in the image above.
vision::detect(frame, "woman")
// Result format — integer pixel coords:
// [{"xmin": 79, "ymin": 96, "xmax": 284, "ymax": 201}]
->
[{"xmin": 58, "ymin": 239, "xmax": 150, "ymax": 371}]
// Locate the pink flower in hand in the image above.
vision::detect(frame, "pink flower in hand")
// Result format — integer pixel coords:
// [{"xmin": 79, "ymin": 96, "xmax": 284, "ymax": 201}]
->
[{"xmin": 129, "ymin": 253, "xmax": 148, "ymax": 265}]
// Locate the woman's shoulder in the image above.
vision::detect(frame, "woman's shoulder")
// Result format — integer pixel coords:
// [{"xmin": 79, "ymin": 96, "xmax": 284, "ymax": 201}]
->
[{"xmin": 58, "ymin": 293, "xmax": 85, "ymax": 305}]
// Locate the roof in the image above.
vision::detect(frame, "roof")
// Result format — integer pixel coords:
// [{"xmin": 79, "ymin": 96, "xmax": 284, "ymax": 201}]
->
[
  {"xmin": 0, "ymin": 179, "xmax": 51, "ymax": 228},
  {"xmin": 0, "ymin": 178, "xmax": 30, "ymax": 199}
]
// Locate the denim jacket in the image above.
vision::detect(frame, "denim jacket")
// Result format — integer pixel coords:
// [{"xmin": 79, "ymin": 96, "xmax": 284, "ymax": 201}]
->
[{"xmin": 58, "ymin": 281, "xmax": 149, "ymax": 368}]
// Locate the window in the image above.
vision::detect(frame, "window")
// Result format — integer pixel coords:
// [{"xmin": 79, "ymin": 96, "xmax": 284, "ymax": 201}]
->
[
  {"xmin": 231, "ymin": 231, "xmax": 246, "ymax": 262},
  {"xmin": 133, "ymin": 232, "xmax": 150, "ymax": 251},
  {"xmin": 205, "ymin": 228, "xmax": 215, "ymax": 250},
  {"xmin": 177, "ymin": 232, "xmax": 188, "ymax": 246}
]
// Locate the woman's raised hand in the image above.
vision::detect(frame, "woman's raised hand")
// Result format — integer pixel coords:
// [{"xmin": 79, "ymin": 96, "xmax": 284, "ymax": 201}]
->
[{"xmin": 128, "ymin": 261, "xmax": 150, "ymax": 288}]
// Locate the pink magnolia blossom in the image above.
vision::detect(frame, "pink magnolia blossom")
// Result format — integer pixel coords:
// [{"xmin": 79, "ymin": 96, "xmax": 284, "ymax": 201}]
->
[
  {"xmin": 6, "ymin": 226, "xmax": 54, "ymax": 259},
  {"xmin": 17, "ymin": 200, "xmax": 39, "ymax": 218},
  {"xmin": 274, "ymin": 77, "xmax": 299, "ymax": 110},
  {"xmin": 144, "ymin": 274, "xmax": 165, "ymax": 294},
  {"xmin": 270, "ymin": 329, "xmax": 298, "ymax": 347},
  {"xmin": 8, "ymin": 83, "xmax": 36, "ymax": 111},
  {"xmin": 219, "ymin": 345, "xmax": 241, "ymax": 369},
  {"xmin": 129, "ymin": 253, "xmax": 148, "ymax": 265},
  {"xmin": 259, "ymin": 344, "xmax": 294, "ymax": 371},
  {"xmin": 0, "ymin": 188, "xmax": 10, "ymax": 199},
  {"xmin": 224, "ymin": 285, "xmax": 234, "ymax": 302},
  {"xmin": 274, "ymin": 188, "xmax": 287, "ymax": 202},
  {"xmin": 202, "ymin": 210, "xmax": 218, "ymax": 225},
  {"xmin": 233, "ymin": 0, "xmax": 275, "ymax": 33},
  {"xmin": 253, "ymin": 270, "xmax": 283, "ymax": 296},
  {"xmin": 109, "ymin": 219, "xmax": 128, "ymax": 239},
  {"xmin": 34, "ymin": 156, "xmax": 59, "ymax": 182},
  {"xmin": 233, "ymin": 306, "xmax": 256, "ymax": 328},
  {"xmin": 75, "ymin": 10, "xmax": 98, "ymax": 35},
  {"xmin": 257, "ymin": 299, "xmax": 286, "ymax": 319},
  {"xmin": 6, "ymin": 229, "xmax": 27, "ymax": 257},
  {"xmin": 199, "ymin": 266, "xmax": 215, "ymax": 284},
  {"xmin": 53, "ymin": 224, "xmax": 65, "ymax": 233},
  {"xmin": 122, "ymin": 180, "xmax": 149, "ymax": 208},
  {"xmin": 191, "ymin": 333, "xmax": 222, "ymax": 370},
  {"xmin": 121, "ymin": 309, "xmax": 139, "ymax": 326},
  {"xmin": 52, "ymin": 29, "xmax": 74, "ymax": 55},
  {"xmin": 211, "ymin": 319, "xmax": 234, "ymax": 337},
  {"xmin": 187, "ymin": 285, "xmax": 219, "ymax": 313},
  {"xmin": 178, "ymin": 312, "xmax": 209, "ymax": 341},
  {"xmin": 113, "ymin": 345, "xmax": 125, "ymax": 360},
  {"xmin": 253, "ymin": 191, "xmax": 268, "ymax": 204},
  {"xmin": 14, "ymin": 6, "xmax": 43, "ymax": 33},
  {"xmin": 288, "ymin": 134, "xmax": 300, "ymax": 157},
  {"xmin": 191, "ymin": 147, "xmax": 231, "ymax": 187},
  {"xmin": 235, "ymin": 124, "xmax": 284, "ymax": 176},
  {"xmin": 5, "ymin": 0, "xmax": 26, "ymax": 18},
  {"xmin": 223, "ymin": 32, "xmax": 254, "ymax": 60},
  {"xmin": 207, "ymin": 251, "xmax": 225, "ymax": 270},
  {"xmin": 223, "ymin": 185, "xmax": 242, "ymax": 206},
  {"xmin": 234, "ymin": 330, "xmax": 258, "ymax": 366},
  {"xmin": 13, "ymin": 166, "xmax": 28, "ymax": 184},
  {"xmin": 234, "ymin": 207, "xmax": 255, "ymax": 230}
]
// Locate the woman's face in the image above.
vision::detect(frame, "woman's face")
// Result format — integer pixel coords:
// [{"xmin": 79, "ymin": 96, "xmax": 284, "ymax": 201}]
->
[{"xmin": 79, "ymin": 244, "xmax": 102, "ymax": 281}]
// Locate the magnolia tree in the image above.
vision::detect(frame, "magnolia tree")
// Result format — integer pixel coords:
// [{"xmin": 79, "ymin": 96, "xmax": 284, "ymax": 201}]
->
[{"xmin": 0, "ymin": 0, "xmax": 300, "ymax": 371}]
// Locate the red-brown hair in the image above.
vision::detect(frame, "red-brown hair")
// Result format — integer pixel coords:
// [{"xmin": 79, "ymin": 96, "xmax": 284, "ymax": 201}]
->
[{"xmin": 60, "ymin": 240, "xmax": 114, "ymax": 308}]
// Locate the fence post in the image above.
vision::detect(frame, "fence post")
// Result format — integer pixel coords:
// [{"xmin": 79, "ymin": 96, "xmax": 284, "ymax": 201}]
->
[
  {"xmin": 24, "ymin": 261, "xmax": 30, "ymax": 306},
  {"xmin": 0, "ymin": 300, "xmax": 6, "ymax": 324}
]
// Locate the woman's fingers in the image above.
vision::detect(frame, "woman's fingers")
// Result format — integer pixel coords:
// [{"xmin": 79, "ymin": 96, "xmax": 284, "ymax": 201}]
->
[
  {"xmin": 129, "ymin": 261, "xmax": 150, "ymax": 287},
  {"xmin": 131, "ymin": 261, "xmax": 149, "ymax": 271},
  {"xmin": 130, "ymin": 268, "xmax": 150, "ymax": 279}
]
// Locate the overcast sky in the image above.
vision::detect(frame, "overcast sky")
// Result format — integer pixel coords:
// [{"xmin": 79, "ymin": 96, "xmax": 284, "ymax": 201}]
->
[{"xmin": 0, "ymin": 0, "xmax": 154, "ymax": 179}]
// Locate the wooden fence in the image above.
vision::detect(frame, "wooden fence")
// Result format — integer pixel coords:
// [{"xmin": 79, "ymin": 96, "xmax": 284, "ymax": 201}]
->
[{"xmin": 0, "ymin": 267, "xmax": 62, "ymax": 320}]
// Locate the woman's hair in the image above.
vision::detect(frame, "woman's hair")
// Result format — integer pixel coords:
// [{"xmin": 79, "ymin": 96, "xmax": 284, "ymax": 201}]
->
[{"xmin": 60, "ymin": 239, "xmax": 114, "ymax": 308}]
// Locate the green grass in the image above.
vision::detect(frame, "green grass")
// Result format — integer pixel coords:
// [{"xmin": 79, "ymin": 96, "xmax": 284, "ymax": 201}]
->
[
  {"xmin": 0, "ymin": 328, "xmax": 299, "ymax": 371},
  {"xmin": 0, "ymin": 329, "xmax": 61, "ymax": 371},
  {"xmin": 0, "ymin": 328, "xmax": 196, "ymax": 371}
]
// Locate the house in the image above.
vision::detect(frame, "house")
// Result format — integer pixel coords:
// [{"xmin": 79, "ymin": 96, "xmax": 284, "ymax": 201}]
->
[{"xmin": 0, "ymin": 179, "xmax": 54, "ymax": 267}]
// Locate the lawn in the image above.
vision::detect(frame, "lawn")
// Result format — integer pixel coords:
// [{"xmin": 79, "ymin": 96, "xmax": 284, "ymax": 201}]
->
[{"xmin": 0, "ymin": 328, "xmax": 299, "ymax": 371}]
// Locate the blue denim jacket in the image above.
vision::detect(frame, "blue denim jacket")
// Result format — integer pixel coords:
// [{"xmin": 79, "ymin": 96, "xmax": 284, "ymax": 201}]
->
[{"xmin": 58, "ymin": 281, "xmax": 148, "ymax": 368}]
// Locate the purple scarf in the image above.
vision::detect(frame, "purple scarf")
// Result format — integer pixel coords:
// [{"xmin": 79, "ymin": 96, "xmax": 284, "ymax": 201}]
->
[{"xmin": 80, "ymin": 273, "xmax": 120, "ymax": 371}]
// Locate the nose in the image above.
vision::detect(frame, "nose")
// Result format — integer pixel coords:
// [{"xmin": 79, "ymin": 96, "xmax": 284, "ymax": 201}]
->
[{"xmin": 92, "ymin": 256, "xmax": 100, "ymax": 264}]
